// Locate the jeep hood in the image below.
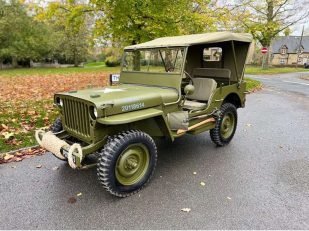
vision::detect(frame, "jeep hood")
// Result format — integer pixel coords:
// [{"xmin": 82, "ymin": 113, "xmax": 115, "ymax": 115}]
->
[{"xmin": 56, "ymin": 84, "xmax": 179, "ymax": 116}]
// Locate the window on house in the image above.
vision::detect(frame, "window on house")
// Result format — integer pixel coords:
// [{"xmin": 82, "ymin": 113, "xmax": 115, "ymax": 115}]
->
[
  {"xmin": 280, "ymin": 59, "xmax": 286, "ymax": 65},
  {"xmin": 281, "ymin": 47, "xmax": 287, "ymax": 54},
  {"xmin": 203, "ymin": 47, "xmax": 222, "ymax": 61}
]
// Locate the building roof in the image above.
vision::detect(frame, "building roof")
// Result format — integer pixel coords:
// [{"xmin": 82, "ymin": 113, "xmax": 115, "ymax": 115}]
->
[
  {"xmin": 124, "ymin": 32, "xmax": 252, "ymax": 50},
  {"xmin": 271, "ymin": 36, "xmax": 309, "ymax": 53}
]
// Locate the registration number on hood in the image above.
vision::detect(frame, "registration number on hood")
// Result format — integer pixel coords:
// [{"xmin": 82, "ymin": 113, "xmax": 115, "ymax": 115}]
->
[{"xmin": 122, "ymin": 102, "xmax": 145, "ymax": 112}]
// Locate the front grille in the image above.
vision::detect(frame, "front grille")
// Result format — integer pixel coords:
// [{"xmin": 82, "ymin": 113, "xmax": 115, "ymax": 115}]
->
[{"xmin": 62, "ymin": 98, "xmax": 91, "ymax": 138}]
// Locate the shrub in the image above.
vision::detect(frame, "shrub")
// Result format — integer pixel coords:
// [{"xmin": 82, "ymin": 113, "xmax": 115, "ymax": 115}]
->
[{"xmin": 105, "ymin": 55, "xmax": 120, "ymax": 67}]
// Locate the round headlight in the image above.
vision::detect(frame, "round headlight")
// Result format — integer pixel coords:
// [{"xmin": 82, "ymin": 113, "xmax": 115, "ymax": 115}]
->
[
  {"xmin": 56, "ymin": 97, "xmax": 63, "ymax": 107},
  {"xmin": 90, "ymin": 106, "xmax": 98, "ymax": 120},
  {"xmin": 59, "ymin": 99, "xmax": 63, "ymax": 107},
  {"xmin": 93, "ymin": 107, "xmax": 98, "ymax": 118}
]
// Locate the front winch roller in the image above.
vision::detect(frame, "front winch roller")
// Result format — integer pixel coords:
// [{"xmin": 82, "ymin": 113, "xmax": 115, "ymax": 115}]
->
[{"xmin": 35, "ymin": 130, "xmax": 83, "ymax": 169}]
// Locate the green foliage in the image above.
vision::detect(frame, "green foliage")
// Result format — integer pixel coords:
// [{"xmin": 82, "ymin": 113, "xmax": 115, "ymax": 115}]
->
[
  {"xmin": 245, "ymin": 77, "xmax": 262, "ymax": 92},
  {"xmin": 240, "ymin": 0, "xmax": 307, "ymax": 47},
  {"xmin": 105, "ymin": 56, "xmax": 120, "ymax": 67},
  {"xmin": 0, "ymin": 0, "xmax": 55, "ymax": 66},
  {"xmin": 36, "ymin": 0, "xmax": 93, "ymax": 66},
  {"xmin": 91, "ymin": 0, "xmax": 219, "ymax": 46}
]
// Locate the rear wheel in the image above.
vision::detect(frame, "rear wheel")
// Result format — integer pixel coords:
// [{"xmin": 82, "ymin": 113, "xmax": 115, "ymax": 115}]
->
[
  {"xmin": 210, "ymin": 103, "xmax": 237, "ymax": 146},
  {"xmin": 97, "ymin": 130, "xmax": 157, "ymax": 197}
]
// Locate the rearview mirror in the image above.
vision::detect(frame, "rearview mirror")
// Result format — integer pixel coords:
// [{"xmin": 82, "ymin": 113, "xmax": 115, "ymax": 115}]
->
[{"xmin": 184, "ymin": 84, "xmax": 195, "ymax": 95}]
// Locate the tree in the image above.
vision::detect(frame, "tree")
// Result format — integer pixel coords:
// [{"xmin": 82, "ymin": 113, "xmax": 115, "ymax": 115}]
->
[
  {"xmin": 37, "ymin": 0, "xmax": 93, "ymax": 66},
  {"xmin": 232, "ymin": 0, "xmax": 309, "ymax": 67},
  {"xmin": 91, "ymin": 0, "xmax": 223, "ymax": 46},
  {"xmin": 0, "ymin": 0, "xmax": 55, "ymax": 67}
]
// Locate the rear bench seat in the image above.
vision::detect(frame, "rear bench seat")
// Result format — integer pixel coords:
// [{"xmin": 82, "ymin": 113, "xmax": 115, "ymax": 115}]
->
[{"xmin": 192, "ymin": 68, "xmax": 231, "ymax": 84}]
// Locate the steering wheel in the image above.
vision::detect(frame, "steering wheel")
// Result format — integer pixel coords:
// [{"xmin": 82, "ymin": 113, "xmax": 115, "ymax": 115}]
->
[{"xmin": 184, "ymin": 71, "xmax": 194, "ymax": 85}]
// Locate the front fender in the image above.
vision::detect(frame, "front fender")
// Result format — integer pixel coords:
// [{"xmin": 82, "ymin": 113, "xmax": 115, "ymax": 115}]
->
[
  {"xmin": 97, "ymin": 108, "xmax": 174, "ymax": 141},
  {"xmin": 97, "ymin": 108, "xmax": 163, "ymax": 125}
]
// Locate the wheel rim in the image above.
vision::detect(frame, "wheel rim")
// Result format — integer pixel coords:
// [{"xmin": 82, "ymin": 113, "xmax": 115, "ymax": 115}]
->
[
  {"xmin": 220, "ymin": 112, "xmax": 235, "ymax": 139},
  {"xmin": 115, "ymin": 144, "xmax": 150, "ymax": 186}
]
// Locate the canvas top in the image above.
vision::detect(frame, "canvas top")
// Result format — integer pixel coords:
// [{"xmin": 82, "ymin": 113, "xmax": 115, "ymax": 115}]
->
[{"xmin": 124, "ymin": 32, "xmax": 253, "ymax": 50}]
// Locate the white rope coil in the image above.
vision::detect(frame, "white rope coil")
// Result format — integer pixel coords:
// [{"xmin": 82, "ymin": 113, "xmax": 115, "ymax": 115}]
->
[
  {"xmin": 67, "ymin": 143, "xmax": 83, "ymax": 169},
  {"xmin": 35, "ymin": 130, "xmax": 67, "ymax": 160}
]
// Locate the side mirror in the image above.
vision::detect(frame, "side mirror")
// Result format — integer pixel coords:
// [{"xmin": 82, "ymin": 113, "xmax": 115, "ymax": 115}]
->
[{"xmin": 184, "ymin": 84, "xmax": 195, "ymax": 95}]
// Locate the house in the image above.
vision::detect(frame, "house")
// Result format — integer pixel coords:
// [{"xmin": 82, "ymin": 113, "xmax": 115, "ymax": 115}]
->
[{"xmin": 270, "ymin": 36, "xmax": 309, "ymax": 66}]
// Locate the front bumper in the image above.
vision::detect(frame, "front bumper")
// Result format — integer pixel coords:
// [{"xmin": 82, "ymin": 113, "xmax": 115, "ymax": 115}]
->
[{"xmin": 35, "ymin": 130, "xmax": 84, "ymax": 169}]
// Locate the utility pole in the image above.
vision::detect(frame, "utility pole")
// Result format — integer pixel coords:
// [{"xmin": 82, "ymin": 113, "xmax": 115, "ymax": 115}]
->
[{"xmin": 296, "ymin": 25, "xmax": 304, "ymax": 68}]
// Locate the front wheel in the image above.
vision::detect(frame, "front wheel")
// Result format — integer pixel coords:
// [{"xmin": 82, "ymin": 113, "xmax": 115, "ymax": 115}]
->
[
  {"xmin": 97, "ymin": 130, "xmax": 157, "ymax": 197},
  {"xmin": 210, "ymin": 103, "xmax": 238, "ymax": 147}
]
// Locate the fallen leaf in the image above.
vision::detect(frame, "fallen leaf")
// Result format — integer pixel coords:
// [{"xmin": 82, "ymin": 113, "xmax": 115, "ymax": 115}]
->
[
  {"xmin": 52, "ymin": 166, "xmax": 59, "ymax": 171},
  {"xmin": 4, "ymin": 154, "xmax": 14, "ymax": 161},
  {"xmin": 68, "ymin": 197, "xmax": 77, "ymax": 204},
  {"xmin": 1, "ymin": 124, "xmax": 8, "ymax": 130},
  {"xmin": 15, "ymin": 157, "xmax": 22, "ymax": 162},
  {"xmin": 3, "ymin": 132, "xmax": 14, "ymax": 140},
  {"xmin": 15, "ymin": 152, "xmax": 23, "ymax": 156},
  {"xmin": 181, "ymin": 208, "xmax": 191, "ymax": 212},
  {"xmin": 227, "ymin": 197, "xmax": 232, "ymax": 200},
  {"xmin": 193, "ymin": 172, "xmax": 197, "ymax": 175},
  {"xmin": 36, "ymin": 164, "xmax": 42, "ymax": 168},
  {"xmin": 76, "ymin": 192, "xmax": 82, "ymax": 197},
  {"xmin": 200, "ymin": 181, "xmax": 206, "ymax": 186}
]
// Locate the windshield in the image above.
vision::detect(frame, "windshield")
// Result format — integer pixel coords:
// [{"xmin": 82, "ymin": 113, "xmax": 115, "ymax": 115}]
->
[{"xmin": 122, "ymin": 48, "xmax": 185, "ymax": 73}]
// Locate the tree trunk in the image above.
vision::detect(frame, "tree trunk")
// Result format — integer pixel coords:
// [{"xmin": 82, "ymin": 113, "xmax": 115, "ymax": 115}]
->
[
  {"xmin": 73, "ymin": 50, "xmax": 79, "ymax": 67},
  {"xmin": 12, "ymin": 57, "xmax": 18, "ymax": 68},
  {"xmin": 0, "ymin": 58, "xmax": 3, "ymax": 69}
]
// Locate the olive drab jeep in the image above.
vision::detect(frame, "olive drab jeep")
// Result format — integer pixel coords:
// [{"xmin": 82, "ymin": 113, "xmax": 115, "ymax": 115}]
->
[{"xmin": 36, "ymin": 32, "xmax": 253, "ymax": 197}]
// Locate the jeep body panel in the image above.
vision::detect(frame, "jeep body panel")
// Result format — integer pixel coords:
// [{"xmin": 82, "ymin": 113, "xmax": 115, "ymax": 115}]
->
[{"xmin": 39, "ymin": 32, "xmax": 253, "ymax": 171}]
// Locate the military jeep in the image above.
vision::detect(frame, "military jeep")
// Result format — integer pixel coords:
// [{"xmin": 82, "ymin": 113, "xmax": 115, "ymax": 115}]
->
[{"xmin": 36, "ymin": 32, "xmax": 252, "ymax": 197}]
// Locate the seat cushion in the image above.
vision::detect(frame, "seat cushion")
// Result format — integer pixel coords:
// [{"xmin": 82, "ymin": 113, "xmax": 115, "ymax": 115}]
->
[
  {"xmin": 183, "ymin": 100, "xmax": 207, "ymax": 110},
  {"xmin": 187, "ymin": 78, "xmax": 217, "ymax": 101}
]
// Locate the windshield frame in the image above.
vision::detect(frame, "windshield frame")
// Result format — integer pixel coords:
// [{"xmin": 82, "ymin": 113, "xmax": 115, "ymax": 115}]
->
[{"xmin": 121, "ymin": 46, "xmax": 188, "ymax": 75}]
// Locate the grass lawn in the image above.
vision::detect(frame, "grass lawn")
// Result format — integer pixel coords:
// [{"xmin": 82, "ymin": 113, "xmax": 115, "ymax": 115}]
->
[
  {"xmin": 245, "ymin": 77, "xmax": 262, "ymax": 92},
  {"xmin": 245, "ymin": 65, "xmax": 309, "ymax": 75},
  {"xmin": 0, "ymin": 66, "xmax": 117, "ymax": 153},
  {"xmin": 0, "ymin": 65, "xmax": 120, "ymax": 77},
  {"xmin": 84, "ymin": 61, "xmax": 106, "ymax": 67},
  {"xmin": 0, "ymin": 66, "xmax": 261, "ymax": 153}
]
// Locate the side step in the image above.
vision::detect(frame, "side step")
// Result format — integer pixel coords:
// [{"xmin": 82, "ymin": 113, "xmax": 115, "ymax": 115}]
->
[{"xmin": 177, "ymin": 118, "xmax": 216, "ymax": 135}]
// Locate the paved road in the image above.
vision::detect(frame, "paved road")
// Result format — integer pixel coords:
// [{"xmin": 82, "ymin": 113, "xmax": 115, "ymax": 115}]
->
[
  {"xmin": 247, "ymin": 71, "xmax": 309, "ymax": 97},
  {"xmin": 1, "ymin": 73, "xmax": 309, "ymax": 229}
]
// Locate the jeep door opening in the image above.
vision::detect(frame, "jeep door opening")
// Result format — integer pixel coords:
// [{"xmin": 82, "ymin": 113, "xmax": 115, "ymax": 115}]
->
[{"xmin": 36, "ymin": 32, "xmax": 252, "ymax": 197}]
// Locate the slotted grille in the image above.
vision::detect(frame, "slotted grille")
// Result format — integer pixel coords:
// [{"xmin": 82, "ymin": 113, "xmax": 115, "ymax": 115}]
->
[{"xmin": 62, "ymin": 98, "xmax": 90, "ymax": 137}]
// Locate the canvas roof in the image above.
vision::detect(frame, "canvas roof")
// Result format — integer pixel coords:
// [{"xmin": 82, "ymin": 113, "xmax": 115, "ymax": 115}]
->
[{"xmin": 124, "ymin": 32, "xmax": 253, "ymax": 50}]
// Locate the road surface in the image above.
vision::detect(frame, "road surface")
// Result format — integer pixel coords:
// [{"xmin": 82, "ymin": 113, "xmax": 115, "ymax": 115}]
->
[{"xmin": 0, "ymin": 72, "xmax": 308, "ymax": 229}]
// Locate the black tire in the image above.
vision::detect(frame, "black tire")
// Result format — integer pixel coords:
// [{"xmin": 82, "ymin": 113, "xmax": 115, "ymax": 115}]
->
[
  {"xmin": 97, "ymin": 130, "xmax": 157, "ymax": 197},
  {"xmin": 210, "ymin": 103, "xmax": 238, "ymax": 147},
  {"xmin": 49, "ymin": 117, "xmax": 66, "ymax": 161},
  {"xmin": 50, "ymin": 117, "xmax": 63, "ymax": 133}
]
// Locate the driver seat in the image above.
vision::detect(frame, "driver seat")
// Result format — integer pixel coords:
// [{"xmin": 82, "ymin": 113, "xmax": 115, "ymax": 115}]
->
[{"xmin": 183, "ymin": 78, "xmax": 217, "ymax": 110}]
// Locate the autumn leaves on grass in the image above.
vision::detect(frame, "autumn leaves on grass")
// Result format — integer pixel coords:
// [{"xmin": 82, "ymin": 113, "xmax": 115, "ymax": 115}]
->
[{"xmin": 0, "ymin": 73, "xmax": 109, "ymax": 154}]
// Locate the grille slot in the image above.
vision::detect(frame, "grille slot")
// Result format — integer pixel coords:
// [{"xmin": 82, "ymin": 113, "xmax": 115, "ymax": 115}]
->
[{"xmin": 62, "ymin": 98, "xmax": 90, "ymax": 137}]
